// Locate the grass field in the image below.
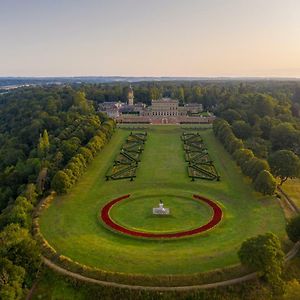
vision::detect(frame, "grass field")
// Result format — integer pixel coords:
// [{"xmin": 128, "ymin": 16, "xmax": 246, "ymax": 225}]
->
[
  {"xmin": 32, "ymin": 270, "xmax": 88, "ymax": 300},
  {"xmin": 39, "ymin": 126, "xmax": 286, "ymax": 276},
  {"xmin": 110, "ymin": 195, "xmax": 213, "ymax": 233},
  {"xmin": 281, "ymin": 179, "xmax": 300, "ymax": 210}
]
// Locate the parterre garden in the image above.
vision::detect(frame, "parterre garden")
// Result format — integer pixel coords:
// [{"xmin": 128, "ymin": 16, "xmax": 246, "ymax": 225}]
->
[
  {"xmin": 106, "ymin": 132, "xmax": 147, "ymax": 181},
  {"xmin": 182, "ymin": 132, "xmax": 220, "ymax": 181},
  {"xmin": 38, "ymin": 125, "xmax": 286, "ymax": 286}
]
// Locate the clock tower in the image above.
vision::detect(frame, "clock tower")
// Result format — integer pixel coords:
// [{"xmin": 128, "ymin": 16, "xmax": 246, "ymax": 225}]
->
[{"xmin": 127, "ymin": 85, "xmax": 134, "ymax": 106}]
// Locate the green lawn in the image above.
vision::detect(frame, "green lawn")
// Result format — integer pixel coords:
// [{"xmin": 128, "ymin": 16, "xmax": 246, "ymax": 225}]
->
[
  {"xmin": 281, "ymin": 179, "xmax": 300, "ymax": 210},
  {"xmin": 39, "ymin": 126, "xmax": 286, "ymax": 276},
  {"xmin": 110, "ymin": 194, "xmax": 213, "ymax": 233},
  {"xmin": 31, "ymin": 270, "xmax": 88, "ymax": 300}
]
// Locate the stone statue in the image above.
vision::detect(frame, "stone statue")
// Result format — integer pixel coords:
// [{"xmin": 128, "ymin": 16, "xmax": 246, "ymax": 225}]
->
[{"xmin": 153, "ymin": 200, "xmax": 170, "ymax": 215}]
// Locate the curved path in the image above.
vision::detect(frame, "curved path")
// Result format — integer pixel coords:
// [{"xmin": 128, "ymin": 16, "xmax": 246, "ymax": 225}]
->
[
  {"xmin": 41, "ymin": 241, "xmax": 300, "ymax": 292},
  {"xmin": 278, "ymin": 186, "xmax": 300, "ymax": 214}
]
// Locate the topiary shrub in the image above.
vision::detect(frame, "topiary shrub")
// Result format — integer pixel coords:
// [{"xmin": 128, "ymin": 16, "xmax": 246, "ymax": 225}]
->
[
  {"xmin": 51, "ymin": 170, "xmax": 72, "ymax": 194},
  {"xmin": 243, "ymin": 157, "xmax": 270, "ymax": 181},
  {"xmin": 254, "ymin": 170, "xmax": 276, "ymax": 195},
  {"xmin": 233, "ymin": 148, "xmax": 254, "ymax": 167},
  {"xmin": 238, "ymin": 233, "xmax": 285, "ymax": 294}
]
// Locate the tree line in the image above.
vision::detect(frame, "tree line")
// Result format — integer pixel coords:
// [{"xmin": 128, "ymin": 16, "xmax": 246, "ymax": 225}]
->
[{"xmin": 0, "ymin": 86, "xmax": 115, "ymax": 299}]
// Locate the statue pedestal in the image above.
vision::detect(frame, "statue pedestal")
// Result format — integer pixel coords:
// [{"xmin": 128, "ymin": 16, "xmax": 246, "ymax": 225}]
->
[
  {"xmin": 153, "ymin": 202, "xmax": 170, "ymax": 215},
  {"xmin": 153, "ymin": 207, "xmax": 170, "ymax": 215}
]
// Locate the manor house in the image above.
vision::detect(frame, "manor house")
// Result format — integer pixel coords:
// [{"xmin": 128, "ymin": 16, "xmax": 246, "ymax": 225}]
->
[{"xmin": 99, "ymin": 86, "xmax": 215, "ymax": 125}]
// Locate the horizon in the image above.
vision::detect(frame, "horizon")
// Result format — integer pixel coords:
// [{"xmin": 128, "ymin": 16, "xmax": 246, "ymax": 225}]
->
[{"xmin": 1, "ymin": 75, "xmax": 300, "ymax": 80}]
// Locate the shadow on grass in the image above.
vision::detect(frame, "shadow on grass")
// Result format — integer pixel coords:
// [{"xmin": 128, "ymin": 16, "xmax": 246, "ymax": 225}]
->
[{"xmin": 145, "ymin": 214, "xmax": 176, "ymax": 219}]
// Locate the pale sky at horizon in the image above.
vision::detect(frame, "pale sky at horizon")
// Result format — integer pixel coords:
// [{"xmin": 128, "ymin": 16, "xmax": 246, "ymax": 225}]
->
[{"xmin": 0, "ymin": 0, "xmax": 300, "ymax": 77}]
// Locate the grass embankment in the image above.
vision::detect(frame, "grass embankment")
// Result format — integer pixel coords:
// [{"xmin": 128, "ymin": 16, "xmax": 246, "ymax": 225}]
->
[
  {"xmin": 39, "ymin": 126, "xmax": 285, "ymax": 276},
  {"xmin": 281, "ymin": 179, "xmax": 300, "ymax": 210}
]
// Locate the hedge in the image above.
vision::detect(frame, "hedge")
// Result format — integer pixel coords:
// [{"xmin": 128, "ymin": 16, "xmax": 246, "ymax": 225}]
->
[{"xmin": 213, "ymin": 119, "xmax": 275, "ymax": 195}]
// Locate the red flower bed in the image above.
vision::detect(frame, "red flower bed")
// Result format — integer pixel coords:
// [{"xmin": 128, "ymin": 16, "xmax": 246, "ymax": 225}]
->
[{"xmin": 101, "ymin": 194, "xmax": 223, "ymax": 239}]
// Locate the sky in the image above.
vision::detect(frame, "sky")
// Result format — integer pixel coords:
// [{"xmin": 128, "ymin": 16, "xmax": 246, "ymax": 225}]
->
[{"xmin": 0, "ymin": 0, "xmax": 300, "ymax": 77}]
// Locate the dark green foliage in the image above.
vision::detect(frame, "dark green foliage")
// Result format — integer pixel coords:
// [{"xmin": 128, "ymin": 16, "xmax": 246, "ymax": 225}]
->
[
  {"xmin": 51, "ymin": 170, "xmax": 72, "ymax": 194},
  {"xmin": 214, "ymin": 118, "xmax": 275, "ymax": 194},
  {"xmin": 232, "ymin": 120, "xmax": 252, "ymax": 139},
  {"xmin": 213, "ymin": 119, "xmax": 244, "ymax": 155},
  {"xmin": 259, "ymin": 116, "xmax": 276, "ymax": 140},
  {"xmin": 61, "ymin": 137, "xmax": 81, "ymax": 162},
  {"xmin": 286, "ymin": 215, "xmax": 300, "ymax": 242},
  {"xmin": 0, "ymin": 258, "xmax": 25, "ymax": 300},
  {"xmin": 270, "ymin": 122, "xmax": 300, "ymax": 152},
  {"xmin": 268, "ymin": 150, "xmax": 300, "ymax": 185},
  {"xmin": 52, "ymin": 126, "xmax": 113, "ymax": 194},
  {"xmin": 86, "ymin": 135, "xmax": 105, "ymax": 156},
  {"xmin": 244, "ymin": 137, "xmax": 269, "ymax": 158},
  {"xmin": 254, "ymin": 170, "xmax": 277, "ymax": 195},
  {"xmin": 243, "ymin": 157, "xmax": 270, "ymax": 181},
  {"xmin": 72, "ymin": 91, "xmax": 94, "ymax": 114},
  {"xmin": 37, "ymin": 129, "xmax": 50, "ymax": 159},
  {"xmin": 78, "ymin": 147, "xmax": 93, "ymax": 164},
  {"xmin": 238, "ymin": 233, "xmax": 284, "ymax": 293},
  {"xmin": 23, "ymin": 183, "xmax": 38, "ymax": 205},
  {"xmin": 0, "ymin": 86, "xmax": 112, "ymax": 209},
  {"xmin": 221, "ymin": 109, "xmax": 241, "ymax": 124},
  {"xmin": 233, "ymin": 148, "xmax": 254, "ymax": 166},
  {"xmin": 253, "ymin": 94, "xmax": 275, "ymax": 117},
  {"xmin": 0, "ymin": 224, "xmax": 40, "ymax": 287},
  {"xmin": 0, "ymin": 196, "xmax": 33, "ymax": 230}
]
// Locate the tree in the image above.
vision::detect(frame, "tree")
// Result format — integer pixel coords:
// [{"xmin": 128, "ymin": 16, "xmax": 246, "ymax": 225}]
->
[
  {"xmin": 270, "ymin": 123, "xmax": 300, "ymax": 152},
  {"xmin": 0, "ymin": 196, "xmax": 33, "ymax": 230},
  {"xmin": 73, "ymin": 91, "xmax": 92, "ymax": 114},
  {"xmin": 150, "ymin": 87, "xmax": 160, "ymax": 100},
  {"xmin": 243, "ymin": 157, "xmax": 269, "ymax": 181},
  {"xmin": 253, "ymin": 94, "xmax": 275, "ymax": 117},
  {"xmin": 254, "ymin": 170, "xmax": 277, "ymax": 195},
  {"xmin": 66, "ymin": 162, "xmax": 81, "ymax": 178},
  {"xmin": 86, "ymin": 135, "xmax": 105, "ymax": 156},
  {"xmin": 232, "ymin": 120, "xmax": 252, "ymax": 139},
  {"xmin": 286, "ymin": 215, "xmax": 300, "ymax": 242},
  {"xmin": 23, "ymin": 184, "xmax": 38, "ymax": 205},
  {"xmin": 0, "ymin": 258, "xmax": 25, "ymax": 300},
  {"xmin": 293, "ymin": 86, "xmax": 300, "ymax": 103},
  {"xmin": 176, "ymin": 87, "xmax": 185, "ymax": 104},
  {"xmin": 244, "ymin": 137, "xmax": 269, "ymax": 159},
  {"xmin": 51, "ymin": 170, "xmax": 72, "ymax": 194},
  {"xmin": 0, "ymin": 224, "xmax": 40, "ymax": 287},
  {"xmin": 5, "ymin": 237, "xmax": 40, "ymax": 286},
  {"xmin": 37, "ymin": 129, "xmax": 50, "ymax": 158},
  {"xmin": 233, "ymin": 148, "xmax": 254, "ymax": 167},
  {"xmin": 78, "ymin": 147, "xmax": 93, "ymax": 164},
  {"xmin": 220, "ymin": 109, "xmax": 241, "ymax": 124},
  {"xmin": 268, "ymin": 150, "xmax": 300, "ymax": 185},
  {"xmin": 60, "ymin": 137, "xmax": 81, "ymax": 162},
  {"xmin": 238, "ymin": 233, "xmax": 284, "ymax": 291}
]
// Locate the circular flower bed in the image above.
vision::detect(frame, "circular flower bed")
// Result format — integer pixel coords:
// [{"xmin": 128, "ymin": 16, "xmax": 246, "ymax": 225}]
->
[{"xmin": 101, "ymin": 194, "xmax": 223, "ymax": 239}]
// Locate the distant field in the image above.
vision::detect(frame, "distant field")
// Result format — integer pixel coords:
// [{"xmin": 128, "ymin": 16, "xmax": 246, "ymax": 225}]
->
[{"xmin": 39, "ymin": 126, "xmax": 286, "ymax": 276}]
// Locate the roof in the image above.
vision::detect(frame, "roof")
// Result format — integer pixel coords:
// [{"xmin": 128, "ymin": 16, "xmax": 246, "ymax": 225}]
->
[{"xmin": 152, "ymin": 98, "xmax": 178, "ymax": 103}]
